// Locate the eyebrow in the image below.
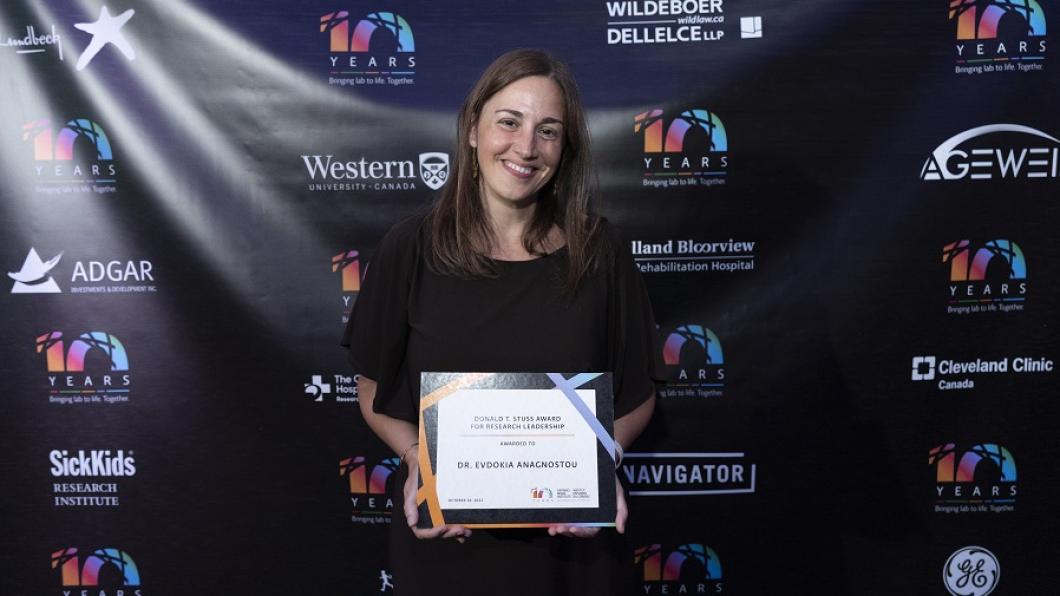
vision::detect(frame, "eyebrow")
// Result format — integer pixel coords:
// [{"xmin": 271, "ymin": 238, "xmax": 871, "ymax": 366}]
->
[{"xmin": 494, "ymin": 109, "xmax": 564, "ymax": 126}]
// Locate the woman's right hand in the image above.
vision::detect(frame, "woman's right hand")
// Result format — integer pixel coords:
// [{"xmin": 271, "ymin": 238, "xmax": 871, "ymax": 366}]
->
[{"xmin": 403, "ymin": 453, "xmax": 472, "ymax": 542}]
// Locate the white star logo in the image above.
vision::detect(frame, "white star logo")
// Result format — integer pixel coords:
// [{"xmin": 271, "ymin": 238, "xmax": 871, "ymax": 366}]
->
[{"xmin": 74, "ymin": 5, "xmax": 136, "ymax": 71}]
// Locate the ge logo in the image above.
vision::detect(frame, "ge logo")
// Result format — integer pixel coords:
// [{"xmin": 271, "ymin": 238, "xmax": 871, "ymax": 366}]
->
[{"xmin": 944, "ymin": 546, "xmax": 999, "ymax": 596}]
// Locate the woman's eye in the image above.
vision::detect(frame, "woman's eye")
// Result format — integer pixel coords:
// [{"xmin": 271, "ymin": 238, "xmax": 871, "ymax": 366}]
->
[
  {"xmin": 538, "ymin": 127, "xmax": 558, "ymax": 139},
  {"xmin": 499, "ymin": 118, "xmax": 517, "ymax": 128}
]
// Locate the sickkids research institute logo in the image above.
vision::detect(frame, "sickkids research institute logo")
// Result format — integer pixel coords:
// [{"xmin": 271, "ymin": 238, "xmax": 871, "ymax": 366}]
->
[
  {"xmin": 37, "ymin": 330, "xmax": 132, "ymax": 404},
  {"xmin": 50, "ymin": 449, "xmax": 136, "ymax": 507},
  {"xmin": 21, "ymin": 117, "xmax": 119, "ymax": 195},
  {"xmin": 911, "ymin": 352, "xmax": 1052, "ymax": 391},
  {"xmin": 951, "ymin": 0, "xmax": 1047, "ymax": 75},
  {"xmin": 636, "ymin": 107, "xmax": 728, "ymax": 188},
  {"xmin": 635, "ymin": 543, "xmax": 723, "ymax": 595},
  {"xmin": 930, "ymin": 442, "xmax": 1016, "ymax": 514},
  {"xmin": 320, "ymin": 10, "xmax": 416, "ymax": 87},
  {"xmin": 333, "ymin": 249, "xmax": 361, "ymax": 322},
  {"xmin": 660, "ymin": 324, "xmax": 725, "ymax": 398},
  {"xmin": 622, "ymin": 452, "xmax": 756, "ymax": 497},
  {"xmin": 942, "ymin": 239, "xmax": 1026, "ymax": 314},
  {"xmin": 52, "ymin": 546, "xmax": 142, "ymax": 595},
  {"xmin": 921, "ymin": 123, "xmax": 1058, "ymax": 181},
  {"xmin": 340, "ymin": 455, "xmax": 398, "ymax": 524},
  {"xmin": 301, "ymin": 151, "xmax": 449, "ymax": 192},
  {"xmin": 631, "ymin": 237, "xmax": 755, "ymax": 274},
  {"xmin": 9, "ymin": 248, "xmax": 157, "ymax": 295}
]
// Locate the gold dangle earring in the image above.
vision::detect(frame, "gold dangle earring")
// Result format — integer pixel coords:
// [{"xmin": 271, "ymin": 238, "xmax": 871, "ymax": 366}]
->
[{"xmin": 471, "ymin": 155, "xmax": 479, "ymax": 180}]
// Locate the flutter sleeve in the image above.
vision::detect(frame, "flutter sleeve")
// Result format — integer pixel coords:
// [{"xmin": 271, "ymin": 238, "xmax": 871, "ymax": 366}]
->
[
  {"xmin": 340, "ymin": 216, "xmax": 421, "ymax": 423},
  {"xmin": 605, "ymin": 221, "xmax": 665, "ymax": 418}
]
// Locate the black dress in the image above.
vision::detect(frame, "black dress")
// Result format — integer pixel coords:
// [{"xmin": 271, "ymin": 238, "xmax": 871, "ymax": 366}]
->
[{"xmin": 342, "ymin": 215, "xmax": 661, "ymax": 596}]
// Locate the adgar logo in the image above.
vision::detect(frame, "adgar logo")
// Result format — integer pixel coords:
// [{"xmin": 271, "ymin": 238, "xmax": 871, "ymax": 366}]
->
[
  {"xmin": 321, "ymin": 10, "xmax": 416, "ymax": 87},
  {"xmin": 943, "ymin": 239, "xmax": 1027, "ymax": 314},
  {"xmin": 635, "ymin": 543, "xmax": 723, "ymax": 594},
  {"xmin": 921, "ymin": 124, "xmax": 1058, "ymax": 181},
  {"xmin": 952, "ymin": 0, "xmax": 1046, "ymax": 74},
  {"xmin": 930, "ymin": 443, "xmax": 1017, "ymax": 514},
  {"xmin": 8, "ymin": 248, "xmax": 157, "ymax": 295},
  {"xmin": 636, "ymin": 107, "xmax": 727, "ymax": 188}
]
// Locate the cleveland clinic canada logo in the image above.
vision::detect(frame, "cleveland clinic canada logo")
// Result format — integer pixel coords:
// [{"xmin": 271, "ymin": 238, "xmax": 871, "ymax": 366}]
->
[
  {"xmin": 320, "ymin": 10, "xmax": 416, "ymax": 87},
  {"xmin": 636, "ymin": 107, "xmax": 727, "ymax": 188},
  {"xmin": 911, "ymin": 352, "xmax": 1053, "ymax": 391},
  {"xmin": 302, "ymin": 151, "xmax": 449, "ymax": 193},
  {"xmin": 635, "ymin": 543, "xmax": 723, "ymax": 595},
  {"xmin": 944, "ymin": 546, "xmax": 1001, "ymax": 596},
  {"xmin": 951, "ymin": 0, "xmax": 1047, "ymax": 74},
  {"xmin": 21, "ymin": 117, "xmax": 119, "ymax": 194},
  {"xmin": 37, "ymin": 330, "xmax": 132, "ymax": 404},
  {"xmin": 930, "ymin": 443, "xmax": 1017, "ymax": 514},
  {"xmin": 660, "ymin": 324, "xmax": 725, "ymax": 398},
  {"xmin": 52, "ymin": 547, "xmax": 141, "ymax": 593},
  {"xmin": 921, "ymin": 124, "xmax": 1058, "ymax": 180},
  {"xmin": 340, "ymin": 455, "xmax": 398, "ymax": 524},
  {"xmin": 943, "ymin": 239, "xmax": 1027, "ymax": 314}
]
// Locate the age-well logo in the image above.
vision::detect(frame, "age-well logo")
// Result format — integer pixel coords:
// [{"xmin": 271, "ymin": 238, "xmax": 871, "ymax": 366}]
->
[
  {"xmin": 635, "ymin": 543, "xmax": 723, "ymax": 594},
  {"xmin": 22, "ymin": 117, "xmax": 119, "ymax": 194},
  {"xmin": 930, "ymin": 443, "xmax": 1016, "ymax": 513},
  {"xmin": 321, "ymin": 10, "xmax": 415, "ymax": 87},
  {"xmin": 37, "ymin": 331, "xmax": 131, "ymax": 404},
  {"xmin": 632, "ymin": 238, "xmax": 754, "ymax": 274},
  {"xmin": 636, "ymin": 108, "xmax": 727, "ymax": 188},
  {"xmin": 333, "ymin": 250, "xmax": 361, "ymax": 322},
  {"xmin": 52, "ymin": 547, "xmax": 141, "ymax": 595},
  {"xmin": 952, "ymin": 0, "xmax": 1046, "ymax": 74},
  {"xmin": 50, "ymin": 449, "xmax": 135, "ymax": 507},
  {"xmin": 622, "ymin": 452, "xmax": 756, "ymax": 496},
  {"xmin": 943, "ymin": 239, "xmax": 1026, "ymax": 314},
  {"xmin": 911, "ymin": 353, "xmax": 1053, "ymax": 391},
  {"xmin": 660, "ymin": 324, "xmax": 724, "ymax": 398},
  {"xmin": 302, "ymin": 151, "xmax": 449, "ymax": 192},
  {"xmin": 944, "ymin": 546, "xmax": 1000, "ymax": 596},
  {"xmin": 921, "ymin": 124, "xmax": 1058, "ymax": 181},
  {"xmin": 340, "ymin": 455, "xmax": 398, "ymax": 523}
]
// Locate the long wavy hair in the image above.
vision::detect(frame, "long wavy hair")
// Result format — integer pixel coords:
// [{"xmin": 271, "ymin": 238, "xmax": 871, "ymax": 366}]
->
[{"xmin": 423, "ymin": 49, "xmax": 602, "ymax": 292}]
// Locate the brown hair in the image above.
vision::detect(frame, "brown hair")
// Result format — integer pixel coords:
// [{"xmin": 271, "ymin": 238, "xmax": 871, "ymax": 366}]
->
[{"xmin": 423, "ymin": 48, "xmax": 602, "ymax": 292}]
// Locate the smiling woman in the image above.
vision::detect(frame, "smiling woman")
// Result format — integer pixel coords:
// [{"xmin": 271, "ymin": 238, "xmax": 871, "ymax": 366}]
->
[{"xmin": 342, "ymin": 48, "xmax": 662, "ymax": 596}]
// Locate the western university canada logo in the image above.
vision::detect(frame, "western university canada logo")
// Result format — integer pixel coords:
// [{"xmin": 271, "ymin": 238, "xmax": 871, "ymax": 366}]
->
[
  {"xmin": 302, "ymin": 151, "xmax": 449, "ymax": 192},
  {"xmin": 38, "ymin": 330, "xmax": 131, "ymax": 404},
  {"xmin": 660, "ymin": 324, "xmax": 725, "ymax": 398},
  {"xmin": 951, "ymin": 0, "xmax": 1047, "ymax": 74},
  {"xmin": 340, "ymin": 456, "xmax": 397, "ymax": 523},
  {"xmin": 930, "ymin": 443, "xmax": 1016, "ymax": 513},
  {"xmin": 321, "ymin": 10, "xmax": 415, "ymax": 87},
  {"xmin": 333, "ymin": 249, "xmax": 361, "ymax": 322},
  {"xmin": 635, "ymin": 543, "xmax": 723, "ymax": 594},
  {"xmin": 23, "ymin": 117, "xmax": 119, "ymax": 194},
  {"xmin": 636, "ymin": 108, "xmax": 727, "ymax": 188},
  {"xmin": 943, "ymin": 239, "xmax": 1027, "ymax": 314},
  {"xmin": 944, "ymin": 546, "xmax": 1001, "ymax": 596},
  {"xmin": 52, "ymin": 547, "xmax": 141, "ymax": 594},
  {"xmin": 921, "ymin": 124, "xmax": 1058, "ymax": 180}
]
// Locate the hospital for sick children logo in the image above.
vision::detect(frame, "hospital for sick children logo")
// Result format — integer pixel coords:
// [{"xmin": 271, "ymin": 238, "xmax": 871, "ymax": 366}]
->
[
  {"xmin": 636, "ymin": 543, "xmax": 723, "ymax": 595},
  {"xmin": 942, "ymin": 239, "xmax": 1027, "ymax": 314},
  {"xmin": 636, "ymin": 107, "xmax": 728, "ymax": 188},
  {"xmin": 320, "ymin": 10, "xmax": 416, "ymax": 87},
  {"xmin": 37, "ymin": 330, "xmax": 131, "ymax": 404},
  {"xmin": 660, "ymin": 324, "xmax": 725, "ymax": 398},
  {"xmin": 930, "ymin": 443, "xmax": 1016, "ymax": 514},
  {"xmin": 52, "ymin": 546, "xmax": 141, "ymax": 592},
  {"xmin": 340, "ymin": 456, "xmax": 398, "ymax": 523},
  {"xmin": 951, "ymin": 0, "xmax": 1047, "ymax": 74},
  {"xmin": 22, "ymin": 117, "xmax": 118, "ymax": 194}
]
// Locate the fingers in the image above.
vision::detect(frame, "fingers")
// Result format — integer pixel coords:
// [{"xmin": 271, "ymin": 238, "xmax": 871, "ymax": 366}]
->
[
  {"xmin": 615, "ymin": 476, "xmax": 628, "ymax": 534},
  {"xmin": 402, "ymin": 467, "xmax": 419, "ymax": 528},
  {"xmin": 410, "ymin": 524, "xmax": 471, "ymax": 540},
  {"xmin": 548, "ymin": 524, "xmax": 601, "ymax": 538}
]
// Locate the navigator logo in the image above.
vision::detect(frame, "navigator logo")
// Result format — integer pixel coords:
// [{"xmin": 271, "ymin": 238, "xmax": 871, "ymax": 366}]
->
[
  {"xmin": 9, "ymin": 248, "xmax": 63, "ymax": 293},
  {"xmin": 622, "ymin": 452, "xmax": 756, "ymax": 496},
  {"xmin": 921, "ymin": 124, "xmax": 1058, "ymax": 180}
]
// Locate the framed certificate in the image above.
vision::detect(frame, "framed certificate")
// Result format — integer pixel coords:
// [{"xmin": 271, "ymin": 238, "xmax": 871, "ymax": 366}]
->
[{"xmin": 415, "ymin": 372, "xmax": 617, "ymax": 529}]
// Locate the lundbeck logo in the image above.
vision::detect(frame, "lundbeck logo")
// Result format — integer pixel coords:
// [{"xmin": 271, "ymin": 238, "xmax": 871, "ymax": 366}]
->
[
  {"xmin": 333, "ymin": 250, "xmax": 361, "ymax": 322},
  {"xmin": 301, "ymin": 151, "xmax": 449, "ymax": 192},
  {"xmin": 321, "ymin": 10, "xmax": 415, "ymax": 87},
  {"xmin": 944, "ymin": 546, "xmax": 1001, "ymax": 596},
  {"xmin": 50, "ymin": 449, "xmax": 135, "ymax": 507},
  {"xmin": 930, "ymin": 443, "xmax": 1016, "ymax": 514},
  {"xmin": 921, "ymin": 124, "xmax": 1058, "ymax": 181},
  {"xmin": 660, "ymin": 324, "xmax": 724, "ymax": 398},
  {"xmin": 37, "ymin": 331, "xmax": 131, "ymax": 404},
  {"xmin": 9, "ymin": 248, "xmax": 157, "ymax": 295},
  {"xmin": 606, "ymin": 1, "xmax": 726, "ymax": 45},
  {"xmin": 22, "ymin": 117, "xmax": 119, "ymax": 194},
  {"xmin": 943, "ymin": 239, "xmax": 1026, "ymax": 314},
  {"xmin": 632, "ymin": 238, "xmax": 754, "ymax": 274},
  {"xmin": 622, "ymin": 452, "xmax": 756, "ymax": 496},
  {"xmin": 911, "ymin": 353, "xmax": 1053, "ymax": 391},
  {"xmin": 340, "ymin": 455, "xmax": 398, "ymax": 523},
  {"xmin": 305, "ymin": 373, "xmax": 359, "ymax": 403},
  {"xmin": 0, "ymin": 23, "xmax": 64, "ymax": 60},
  {"xmin": 635, "ymin": 543, "xmax": 723, "ymax": 595},
  {"xmin": 636, "ymin": 108, "xmax": 728, "ymax": 188},
  {"xmin": 52, "ymin": 546, "xmax": 142, "ymax": 594},
  {"xmin": 952, "ymin": 0, "xmax": 1046, "ymax": 74}
]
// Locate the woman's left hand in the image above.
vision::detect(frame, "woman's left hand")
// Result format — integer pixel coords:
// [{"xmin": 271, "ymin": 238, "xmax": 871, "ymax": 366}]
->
[{"xmin": 548, "ymin": 475, "xmax": 627, "ymax": 538}]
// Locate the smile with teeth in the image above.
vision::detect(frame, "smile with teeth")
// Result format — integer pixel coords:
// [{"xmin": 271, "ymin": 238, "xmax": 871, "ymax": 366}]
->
[{"xmin": 503, "ymin": 160, "xmax": 536, "ymax": 177}]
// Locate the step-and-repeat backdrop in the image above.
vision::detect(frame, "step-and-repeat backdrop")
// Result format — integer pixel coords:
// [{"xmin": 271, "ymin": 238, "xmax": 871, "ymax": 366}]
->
[{"xmin": 2, "ymin": 1, "xmax": 1058, "ymax": 594}]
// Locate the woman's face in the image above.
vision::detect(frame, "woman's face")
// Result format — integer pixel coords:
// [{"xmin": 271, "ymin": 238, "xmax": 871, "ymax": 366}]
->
[{"xmin": 470, "ymin": 75, "xmax": 565, "ymax": 210}]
